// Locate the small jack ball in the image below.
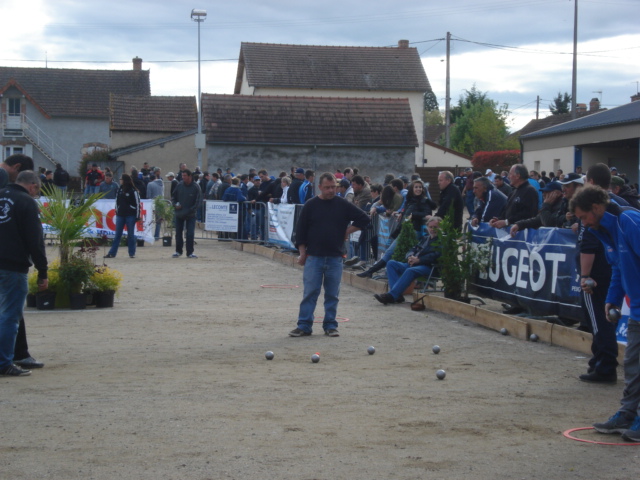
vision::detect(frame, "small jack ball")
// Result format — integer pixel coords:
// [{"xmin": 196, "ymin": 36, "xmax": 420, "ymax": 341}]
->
[
  {"xmin": 367, "ymin": 346, "xmax": 376, "ymax": 355},
  {"xmin": 311, "ymin": 354, "xmax": 320, "ymax": 363},
  {"xmin": 432, "ymin": 345, "xmax": 441, "ymax": 354},
  {"xmin": 436, "ymin": 369, "xmax": 446, "ymax": 380},
  {"xmin": 500, "ymin": 327, "xmax": 508, "ymax": 335},
  {"xmin": 529, "ymin": 334, "xmax": 539, "ymax": 342},
  {"xmin": 609, "ymin": 308, "xmax": 621, "ymax": 322},
  {"xmin": 265, "ymin": 351, "xmax": 274, "ymax": 360}
]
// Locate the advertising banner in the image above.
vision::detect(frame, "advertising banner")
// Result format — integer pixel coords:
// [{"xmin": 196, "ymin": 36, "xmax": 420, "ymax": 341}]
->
[
  {"xmin": 267, "ymin": 203, "xmax": 296, "ymax": 249},
  {"xmin": 205, "ymin": 201, "xmax": 239, "ymax": 232},
  {"xmin": 40, "ymin": 198, "xmax": 155, "ymax": 243},
  {"xmin": 471, "ymin": 223, "xmax": 582, "ymax": 322}
]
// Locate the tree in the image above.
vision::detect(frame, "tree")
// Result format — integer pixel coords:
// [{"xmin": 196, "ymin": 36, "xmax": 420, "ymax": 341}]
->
[
  {"xmin": 549, "ymin": 92, "xmax": 571, "ymax": 115},
  {"xmin": 423, "ymin": 90, "xmax": 439, "ymax": 112},
  {"xmin": 449, "ymin": 86, "xmax": 517, "ymax": 156},
  {"xmin": 425, "ymin": 109, "xmax": 444, "ymax": 126}
]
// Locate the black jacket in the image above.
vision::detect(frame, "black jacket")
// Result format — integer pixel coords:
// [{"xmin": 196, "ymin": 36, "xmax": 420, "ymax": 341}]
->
[
  {"xmin": 436, "ymin": 183, "xmax": 464, "ymax": 229},
  {"xmin": 0, "ymin": 184, "xmax": 48, "ymax": 278},
  {"xmin": 115, "ymin": 187, "xmax": 141, "ymax": 218}
]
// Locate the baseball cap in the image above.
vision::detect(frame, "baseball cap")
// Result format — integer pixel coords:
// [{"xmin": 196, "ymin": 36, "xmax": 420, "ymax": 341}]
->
[
  {"xmin": 339, "ymin": 179, "xmax": 350, "ymax": 188},
  {"xmin": 541, "ymin": 182, "xmax": 562, "ymax": 193},
  {"xmin": 610, "ymin": 176, "xmax": 625, "ymax": 187},
  {"xmin": 253, "ymin": 176, "xmax": 260, "ymax": 181},
  {"xmin": 485, "ymin": 169, "xmax": 493, "ymax": 174},
  {"xmin": 558, "ymin": 172, "xmax": 584, "ymax": 185},
  {"xmin": 610, "ymin": 166, "xmax": 618, "ymax": 172},
  {"xmin": 295, "ymin": 167, "xmax": 305, "ymax": 174},
  {"xmin": 165, "ymin": 172, "xmax": 175, "ymax": 178}
]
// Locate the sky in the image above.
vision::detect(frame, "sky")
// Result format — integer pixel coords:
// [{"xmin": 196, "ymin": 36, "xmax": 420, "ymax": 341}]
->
[{"xmin": 2, "ymin": 0, "xmax": 639, "ymax": 132}]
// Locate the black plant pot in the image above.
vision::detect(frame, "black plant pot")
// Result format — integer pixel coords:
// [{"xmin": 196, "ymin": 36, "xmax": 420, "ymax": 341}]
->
[
  {"xmin": 137, "ymin": 239, "xmax": 145, "ymax": 247},
  {"xmin": 95, "ymin": 290, "xmax": 115, "ymax": 308},
  {"xmin": 69, "ymin": 293, "xmax": 87, "ymax": 310},
  {"xmin": 162, "ymin": 236, "xmax": 172, "ymax": 247},
  {"xmin": 36, "ymin": 291, "xmax": 57, "ymax": 310}
]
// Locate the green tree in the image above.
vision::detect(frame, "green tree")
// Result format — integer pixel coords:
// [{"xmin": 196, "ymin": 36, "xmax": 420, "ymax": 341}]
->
[
  {"xmin": 549, "ymin": 92, "xmax": 571, "ymax": 115},
  {"xmin": 423, "ymin": 90, "xmax": 439, "ymax": 112},
  {"xmin": 425, "ymin": 109, "xmax": 444, "ymax": 126},
  {"xmin": 449, "ymin": 87, "xmax": 517, "ymax": 156}
]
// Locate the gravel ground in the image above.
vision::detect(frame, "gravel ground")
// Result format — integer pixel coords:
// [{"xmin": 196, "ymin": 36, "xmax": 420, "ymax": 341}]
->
[{"xmin": 1, "ymin": 240, "xmax": 637, "ymax": 480}]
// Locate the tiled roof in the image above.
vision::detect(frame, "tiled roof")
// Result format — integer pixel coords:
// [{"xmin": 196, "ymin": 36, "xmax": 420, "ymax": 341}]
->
[
  {"xmin": 0, "ymin": 66, "xmax": 150, "ymax": 118},
  {"xmin": 424, "ymin": 125, "xmax": 446, "ymax": 142},
  {"xmin": 514, "ymin": 110, "xmax": 600, "ymax": 138},
  {"xmin": 520, "ymin": 101, "xmax": 640, "ymax": 139},
  {"xmin": 202, "ymin": 94, "xmax": 418, "ymax": 147},
  {"xmin": 110, "ymin": 95, "xmax": 197, "ymax": 132},
  {"xmin": 235, "ymin": 42, "xmax": 431, "ymax": 93}
]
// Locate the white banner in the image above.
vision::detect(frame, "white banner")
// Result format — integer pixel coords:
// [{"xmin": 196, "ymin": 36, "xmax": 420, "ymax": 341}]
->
[
  {"xmin": 205, "ymin": 200, "xmax": 240, "ymax": 232},
  {"xmin": 267, "ymin": 203, "xmax": 295, "ymax": 249},
  {"xmin": 40, "ymin": 198, "xmax": 156, "ymax": 244}
]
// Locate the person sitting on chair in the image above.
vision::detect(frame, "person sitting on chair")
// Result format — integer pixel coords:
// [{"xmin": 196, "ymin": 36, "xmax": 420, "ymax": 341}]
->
[{"xmin": 374, "ymin": 216, "xmax": 442, "ymax": 305}]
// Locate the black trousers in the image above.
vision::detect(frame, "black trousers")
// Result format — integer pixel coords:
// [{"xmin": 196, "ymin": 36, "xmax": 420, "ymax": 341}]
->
[
  {"xmin": 582, "ymin": 279, "xmax": 619, "ymax": 376},
  {"xmin": 14, "ymin": 317, "xmax": 30, "ymax": 361}
]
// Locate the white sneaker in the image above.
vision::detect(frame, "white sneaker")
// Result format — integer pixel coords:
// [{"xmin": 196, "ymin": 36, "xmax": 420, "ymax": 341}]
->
[{"xmin": 172, "ymin": 252, "xmax": 182, "ymax": 258}]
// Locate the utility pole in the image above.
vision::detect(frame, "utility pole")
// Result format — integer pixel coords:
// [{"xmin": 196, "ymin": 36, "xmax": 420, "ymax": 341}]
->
[
  {"xmin": 571, "ymin": 0, "xmax": 578, "ymax": 119},
  {"xmin": 445, "ymin": 32, "xmax": 451, "ymax": 149},
  {"xmin": 536, "ymin": 95, "xmax": 540, "ymax": 120}
]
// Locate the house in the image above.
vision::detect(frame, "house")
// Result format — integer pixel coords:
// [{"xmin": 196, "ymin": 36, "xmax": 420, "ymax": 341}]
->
[
  {"xmin": 0, "ymin": 58, "xmax": 150, "ymax": 175},
  {"xmin": 109, "ymin": 94, "xmax": 197, "ymax": 179},
  {"xmin": 234, "ymin": 40, "xmax": 431, "ymax": 166},
  {"xmin": 520, "ymin": 96, "xmax": 640, "ymax": 183},
  {"xmin": 201, "ymin": 94, "xmax": 417, "ymax": 181}
]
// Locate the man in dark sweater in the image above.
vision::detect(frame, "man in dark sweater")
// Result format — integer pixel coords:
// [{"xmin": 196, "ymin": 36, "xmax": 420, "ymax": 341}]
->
[
  {"xmin": 289, "ymin": 173, "xmax": 369, "ymax": 338},
  {"xmin": 0, "ymin": 171, "xmax": 49, "ymax": 377},
  {"xmin": 435, "ymin": 171, "xmax": 464, "ymax": 229},
  {"xmin": 489, "ymin": 164, "xmax": 539, "ymax": 230},
  {"xmin": 171, "ymin": 170, "xmax": 202, "ymax": 258}
]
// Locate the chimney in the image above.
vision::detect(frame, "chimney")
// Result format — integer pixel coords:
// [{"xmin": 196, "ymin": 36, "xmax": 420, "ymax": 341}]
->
[
  {"xmin": 632, "ymin": 93, "xmax": 640, "ymax": 102},
  {"xmin": 576, "ymin": 103, "xmax": 587, "ymax": 114},
  {"xmin": 589, "ymin": 98, "xmax": 600, "ymax": 111},
  {"xmin": 132, "ymin": 57, "xmax": 142, "ymax": 71},
  {"xmin": 398, "ymin": 39, "xmax": 409, "ymax": 49}
]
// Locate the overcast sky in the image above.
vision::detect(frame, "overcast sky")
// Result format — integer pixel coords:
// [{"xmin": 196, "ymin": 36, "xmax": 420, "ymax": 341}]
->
[{"xmin": 2, "ymin": 0, "xmax": 639, "ymax": 131}]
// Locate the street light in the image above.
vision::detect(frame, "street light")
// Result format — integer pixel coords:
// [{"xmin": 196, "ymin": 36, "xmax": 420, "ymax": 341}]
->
[{"xmin": 191, "ymin": 8, "xmax": 207, "ymax": 170}]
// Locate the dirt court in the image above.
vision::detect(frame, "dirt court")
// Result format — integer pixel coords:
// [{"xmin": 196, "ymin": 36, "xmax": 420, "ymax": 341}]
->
[{"xmin": 1, "ymin": 239, "xmax": 638, "ymax": 479}]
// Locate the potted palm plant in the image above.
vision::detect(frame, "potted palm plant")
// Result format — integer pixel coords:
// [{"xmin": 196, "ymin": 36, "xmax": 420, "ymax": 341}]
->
[
  {"xmin": 153, "ymin": 196, "xmax": 174, "ymax": 246},
  {"xmin": 38, "ymin": 187, "xmax": 104, "ymax": 307}
]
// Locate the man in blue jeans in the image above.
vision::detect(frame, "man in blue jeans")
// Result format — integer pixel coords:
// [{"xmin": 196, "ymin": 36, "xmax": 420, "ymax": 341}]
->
[
  {"xmin": 0, "ymin": 171, "xmax": 49, "ymax": 377},
  {"xmin": 289, "ymin": 172, "xmax": 369, "ymax": 337},
  {"xmin": 571, "ymin": 185, "xmax": 640, "ymax": 442},
  {"xmin": 374, "ymin": 216, "xmax": 442, "ymax": 305}
]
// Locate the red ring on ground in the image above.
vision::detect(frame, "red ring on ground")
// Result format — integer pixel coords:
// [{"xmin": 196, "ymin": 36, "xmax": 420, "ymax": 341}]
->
[
  {"xmin": 562, "ymin": 427, "xmax": 640, "ymax": 446},
  {"xmin": 313, "ymin": 316, "xmax": 349, "ymax": 323},
  {"xmin": 260, "ymin": 284, "xmax": 299, "ymax": 288}
]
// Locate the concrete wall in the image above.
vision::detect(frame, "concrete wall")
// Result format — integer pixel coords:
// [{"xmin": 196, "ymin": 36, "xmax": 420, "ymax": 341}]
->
[
  {"xmin": 205, "ymin": 144, "xmax": 415, "ymax": 184},
  {"xmin": 110, "ymin": 133, "xmax": 197, "ymax": 180},
  {"xmin": 423, "ymin": 144, "xmax": 472, "ymax": 169}
]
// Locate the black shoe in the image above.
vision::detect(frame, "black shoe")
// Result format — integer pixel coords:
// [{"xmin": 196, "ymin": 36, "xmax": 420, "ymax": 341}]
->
[
  {"xmin": 579, "ymin": 371, "xmax": 617, "ymax": 384},
  {"xmin": 395, "ymin": 295, "xmax": 405, "ymax": 303},
  {"xmin": 104, "ymin": 253, "xmax": 115, "ymax": 258},
  {"xmin": 357, "ymin": 270, "xmax": 373, "ymax": 278},
  {"xmin": 503, "ymin": 305, "xmax": 524, "ymax": 315},
  {"xmin": 374, "ymin": 293, "xmax": 394, "ymax": 305},
  {"xmin": 357, "ymin": 260, "xmax": 386, "ymax": 278},
  {"xmin": 13, "ymin": 356, "xmax": 44, "ymax": 369},
  {"xmin": 288, "ymin": 328, "xmax": 311, "ymax": 337},
  {"xmin": 0, "ymin": 364, "xmax": 31, "ymax": 377},
  {"xmin": 325, "ymin": 329, "xmax": 340, "ymax": 337}
]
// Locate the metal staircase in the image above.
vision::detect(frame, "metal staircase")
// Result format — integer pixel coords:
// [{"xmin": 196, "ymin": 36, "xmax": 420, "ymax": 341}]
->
[{"xmin": 2, "ymin": 113, "xmax": 71, "ymax": 169}]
